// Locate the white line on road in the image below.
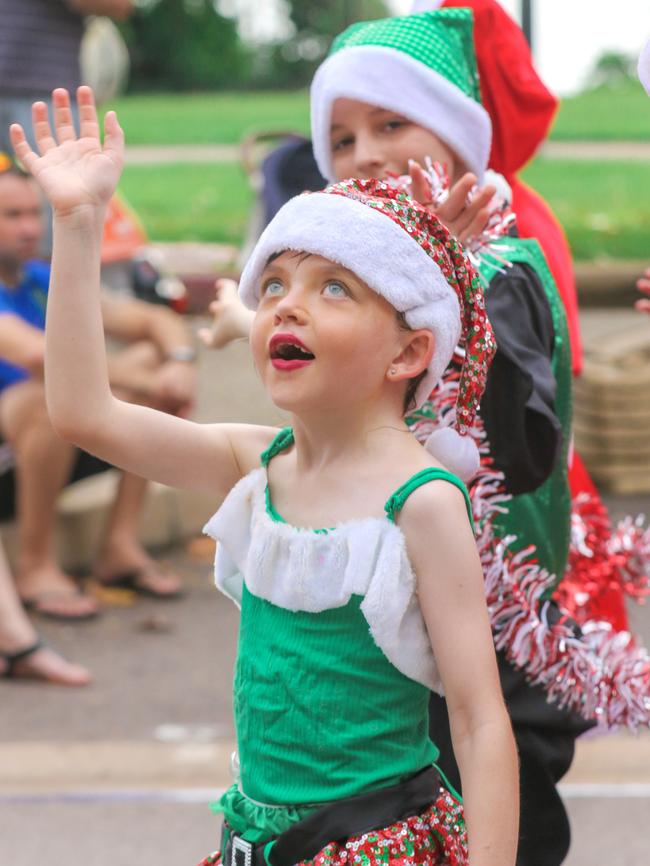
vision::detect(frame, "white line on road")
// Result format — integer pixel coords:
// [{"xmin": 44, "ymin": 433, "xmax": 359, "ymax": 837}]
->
[
  {"xmin": 560, "ymin": 783, "xmax": 650, "ymax": 798},
  {"xmin": 3, "ymin": 784, "xmax": 650, "ymax": 805}
]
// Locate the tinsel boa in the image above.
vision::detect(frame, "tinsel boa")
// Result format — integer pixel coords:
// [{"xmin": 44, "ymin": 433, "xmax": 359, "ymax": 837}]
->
[{"xmin": 409, "ymin": 368, "xmax": 650, "ymax": 730}]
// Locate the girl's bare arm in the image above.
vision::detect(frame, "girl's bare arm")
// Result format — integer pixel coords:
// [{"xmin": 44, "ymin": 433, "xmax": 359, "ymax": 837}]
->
[
  {"xmin": 10, "ymin": 87, "xmax": 275, "ymax": 499},
  {"xmin": 401, "ymin": 483, "xmax": 519, "ymax": 866}
]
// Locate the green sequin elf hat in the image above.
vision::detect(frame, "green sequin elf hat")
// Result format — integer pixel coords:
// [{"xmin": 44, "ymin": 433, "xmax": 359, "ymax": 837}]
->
[
  {"xmin": 238, "ymin": 179, "xmax": 496, "ymax": 481},
  {"xmin": 310, "ymin": 9, "xmax": 491, "ymax": 183}
]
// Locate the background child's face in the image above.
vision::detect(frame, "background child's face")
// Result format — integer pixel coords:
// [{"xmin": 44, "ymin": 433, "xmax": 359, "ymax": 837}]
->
[
  {"xmin": 250, "ymin": 251, "xmax": 408, "ymax": 415},
  {"xmin": 330, "ymin": 98, "xmax": 460, "ymax": 183}
]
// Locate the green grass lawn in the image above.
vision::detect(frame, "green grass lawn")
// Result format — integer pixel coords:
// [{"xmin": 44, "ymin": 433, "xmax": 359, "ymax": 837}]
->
[
  {"xmin": 119, "ymin": 157, "xmax": 650, "ymax": 261},
  {"xmin": 551, "ymin": 79, "xmax": 650, "ymax": 141},
  {"xmin": 107, "ymin": 91, "xmax": 310, "ymax": 146},
  {"xmin": 119, "ymin": 162, "xmax": 252, "ymax": 244},
  {"xmin": 521, "ymin": 159, "xmax": 650, "ymax": 260},
  {"xmin": 108, "ymin": 81, "xmax": 650, "ymax": 146}
]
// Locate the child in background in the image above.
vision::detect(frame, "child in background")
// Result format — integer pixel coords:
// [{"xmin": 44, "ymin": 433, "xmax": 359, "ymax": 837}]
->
[{"xmin": 12, "ymin": 86, "xmax": 518, "ymax": 866}]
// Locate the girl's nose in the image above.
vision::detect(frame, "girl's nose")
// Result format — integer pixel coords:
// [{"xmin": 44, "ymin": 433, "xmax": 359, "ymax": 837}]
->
[
  {"xmin": 354, "ymin": 134, "xmax": 385, "ymax": 178},
  {"xmin": 273, "ymin": 287, "xmax": 308, "ymax": 324}
]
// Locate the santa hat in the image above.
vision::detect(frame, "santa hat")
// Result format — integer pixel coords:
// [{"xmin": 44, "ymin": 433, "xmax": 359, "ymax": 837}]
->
[
  {"xmin": 639, "ymin": 39, "xmax": 650, "ymax": 96},
  {"xmin": 310, "ymin": 9, "xmax": 491, "ymax": 183},
  {"xmin": 238, "ymin": 179, "xmax": 496, "ymax": 481}
]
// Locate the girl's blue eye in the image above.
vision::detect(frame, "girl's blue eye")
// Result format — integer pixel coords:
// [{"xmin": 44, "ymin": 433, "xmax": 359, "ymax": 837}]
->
[
  {"xmin": 323, "ymin": 281, "xmax": 348, "ymax": 298},
  {"xmin": 263, "ymin": 279, "xmax": 284, "ymax": 297}
]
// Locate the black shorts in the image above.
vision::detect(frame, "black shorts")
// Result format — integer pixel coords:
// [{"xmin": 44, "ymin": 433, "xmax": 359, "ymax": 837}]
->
[{"xmin": 0, "ymin": 448, "xmax": 111, "ymax": 522}]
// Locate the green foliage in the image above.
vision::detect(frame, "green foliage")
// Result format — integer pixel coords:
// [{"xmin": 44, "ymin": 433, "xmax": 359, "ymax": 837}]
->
[
  {"xmin": 261, "ymin": 0, "xmax": 389, "ymax": 88},
  {"xmin": 589, "ymin": 50, "xmax": 636, "ymax": 88},
  {"xmin": 123, "ymin": 0, "xmax": 250, "ymax": 91}
]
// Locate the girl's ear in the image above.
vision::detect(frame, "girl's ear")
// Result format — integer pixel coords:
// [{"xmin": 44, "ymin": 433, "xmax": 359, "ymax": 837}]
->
[{"xmin": 388, "ymin": 329, "xmax": 434, "ymax": 381}]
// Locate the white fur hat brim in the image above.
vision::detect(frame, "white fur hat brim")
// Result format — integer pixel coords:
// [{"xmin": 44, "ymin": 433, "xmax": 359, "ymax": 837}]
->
[
  {"xmin": 310, "ymin": 45, "xmax": 491, "ymax": 183},
  {"xmin": 639, "ymin": 39, "xmax": 650, "ymax": 96},
  {"xmin": 238, "ymin": 191, "xmax": 461, "ymax": 408}
]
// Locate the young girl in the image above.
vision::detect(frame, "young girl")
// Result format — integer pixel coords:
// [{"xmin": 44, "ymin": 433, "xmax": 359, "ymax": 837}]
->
[{"xmin": 11, "ymin": 88, "xmax": 517, "ymax": 866}]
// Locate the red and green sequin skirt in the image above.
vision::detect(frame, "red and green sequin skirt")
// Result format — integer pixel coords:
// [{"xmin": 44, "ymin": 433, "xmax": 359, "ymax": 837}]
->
[{"xmin": 198, "ymin": 787, "xmax": 467, "ymax": 866}]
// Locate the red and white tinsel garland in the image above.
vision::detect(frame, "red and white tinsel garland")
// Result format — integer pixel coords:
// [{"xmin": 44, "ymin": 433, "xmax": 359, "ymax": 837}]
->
[{"xmin": 409, "ymin": 368, "xmax": 650, "ymax": 730}]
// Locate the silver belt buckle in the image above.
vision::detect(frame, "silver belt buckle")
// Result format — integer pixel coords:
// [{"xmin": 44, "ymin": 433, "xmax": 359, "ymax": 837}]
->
[{"xmin": 231, "ymin": 835, "xmax": 253, "ymax": 866}]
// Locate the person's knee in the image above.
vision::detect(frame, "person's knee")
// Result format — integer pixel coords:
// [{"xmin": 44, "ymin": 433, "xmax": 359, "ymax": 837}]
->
[{"xmin": 0, "ymin": 381, "xmax": 50, "ymax": 443}]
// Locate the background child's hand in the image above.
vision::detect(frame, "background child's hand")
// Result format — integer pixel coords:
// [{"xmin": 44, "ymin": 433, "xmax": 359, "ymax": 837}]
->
[
  {"xmin": 635, "ymin": 267, "xmax": 650, "ymax": 314},
  {"xmin": 10, "ymin": 87, "xmax": 123, "ymax": 218},
  {"xmin": 409, "ymin": 160, "xmax": 496, "ymax": 244},
  {"xmin": 197, "ymin": 279, "xmax": 254, "ymax": 348}
]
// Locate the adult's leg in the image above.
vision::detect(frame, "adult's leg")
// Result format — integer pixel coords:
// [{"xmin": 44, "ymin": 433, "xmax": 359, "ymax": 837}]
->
[
  {"xmin": 0, "ymin": 537, "xmax": 90, "ymax": 684},
  {"xmin": 94, "ymin": 341, "xmax": 182, "ymax": 597},
  {"xmin": 0, "ymin": 380, "xmax": 99, "ymax": 617}
]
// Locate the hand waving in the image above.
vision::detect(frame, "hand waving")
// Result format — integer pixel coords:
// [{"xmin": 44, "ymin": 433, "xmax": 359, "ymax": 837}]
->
[
  {"xmin": 9, "ymin": 87, "xmax": 124, "ymax": 218},
  {"xmin": 409, "ymin": 159, "xmax": 496, "ymax": 244}
]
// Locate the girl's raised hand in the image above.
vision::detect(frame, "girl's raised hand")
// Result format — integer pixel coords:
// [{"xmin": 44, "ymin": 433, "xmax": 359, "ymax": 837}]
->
[
  {"xmin": 409, "ymin": 160, "xmax": 496, "ymax": 244},
  {"xmin": 9, "ymin": 87, "xmax": 124, "ymax": 218}
]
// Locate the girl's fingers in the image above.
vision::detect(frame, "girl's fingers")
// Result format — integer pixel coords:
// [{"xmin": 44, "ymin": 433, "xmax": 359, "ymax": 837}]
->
[
  {"xmin": 636, "ymin": 278, "xmax": 650, "ymax": 295},
  {"xmin": 634, "ymin": 299, "xmax": 650, "ymax": 314},
  {"xmin": 8, "ymin": 124, "xmax": 38, "ymax": 173},
  {"xmin": 31, "ymin": 101, "xmax": 57, "ymax": 155},
  {"xmin": 76, "ymin": 86, "xmax": 101, "ymax": 141},
  {"xmin": 408, "ymin": 160, "xmax": 433, "ymax": 205},
  {"xmin": 438, "ymin": 173, "xmax": 475, "ymax": 222},
  {"xmin": 103, "ymin": 111, "xmax": 124, "ymax": 166},
  {"xmin": 52, "ymin": 88, "xmax": 77, "ymax": 143},
  {"xmin": 458, "ymin": 207, "xmax": 490, "ymax": 244}
]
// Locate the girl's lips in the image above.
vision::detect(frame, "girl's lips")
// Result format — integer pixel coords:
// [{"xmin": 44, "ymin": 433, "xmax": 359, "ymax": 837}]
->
[
  {"xmin": 268, "ymin": 332, "xmax": 315, "ymax": 371},
  {"xmin": 271, "ymin": 357, "xmax": 313, "ymax": 371}
]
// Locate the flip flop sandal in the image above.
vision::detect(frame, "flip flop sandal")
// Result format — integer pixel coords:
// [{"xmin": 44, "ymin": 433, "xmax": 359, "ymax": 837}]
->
[
  {"xmin": 21, "ymin": 590, "xmax": 100, "ymax": 621},
  {"xmin": 1, "ymin": 638, "xmax": 44, "ymax": 678},
  {"xmin": 97, "ymin": 568, "xmax": 184, "ymax": 600}
]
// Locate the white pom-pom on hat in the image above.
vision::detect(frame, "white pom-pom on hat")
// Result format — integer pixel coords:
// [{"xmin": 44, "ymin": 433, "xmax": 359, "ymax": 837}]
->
[
  {"xmin": 639, "ymin": 39, "xmax": 650, "ymax": 96},
  {"xmin": 424, "ymin": 426, "xmax": 480, "ymax": 483}
]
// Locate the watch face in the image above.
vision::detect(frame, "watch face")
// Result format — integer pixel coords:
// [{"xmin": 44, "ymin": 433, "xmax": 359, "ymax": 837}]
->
[{"xmin": 169, "ymin": 347, "xmax": 196, "ymax": 362}]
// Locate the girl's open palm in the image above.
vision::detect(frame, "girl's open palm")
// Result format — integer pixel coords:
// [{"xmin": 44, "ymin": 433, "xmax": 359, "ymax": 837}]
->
[{"xmin": 9, "ymin": 87, "xmax": 123, "ymax": 217}]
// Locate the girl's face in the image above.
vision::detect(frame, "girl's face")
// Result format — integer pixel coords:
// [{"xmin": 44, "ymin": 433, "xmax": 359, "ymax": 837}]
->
[
  {"xmin": 250, "ymin": 251, "xmax": 428, "ymax": 415},
  {"xmin": 330, "ymin": 98, "xmax": 460, "ymax": 183}
]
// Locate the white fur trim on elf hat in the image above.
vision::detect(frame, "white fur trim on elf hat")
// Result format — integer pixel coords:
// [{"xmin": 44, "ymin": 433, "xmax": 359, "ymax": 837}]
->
[
  {"xmin": 238, "ymin": 191, "xmax": 461, "ymax": 409},
  {"xmin": 311, "ymin": 45, "xmax": 491, "ymax": 183},
  {"xmin": 639, "ymin": 38, "xmax": 650, "ymax": 96}
]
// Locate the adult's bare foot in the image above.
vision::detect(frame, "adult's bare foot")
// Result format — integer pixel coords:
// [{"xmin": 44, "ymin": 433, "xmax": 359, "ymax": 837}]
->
[
  {"xmin": 96, "ymin": 541, "xmax": 183, "ymax": 599},
  {"xmin": 0, "ymin": 639, "xmax": 91, "ymax": 685},
  {"xmin": 17, "ymin": 562, "xmax": 99, "ymax": 620}
]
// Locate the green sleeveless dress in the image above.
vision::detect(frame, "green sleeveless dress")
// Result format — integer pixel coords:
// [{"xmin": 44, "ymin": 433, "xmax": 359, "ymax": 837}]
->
[{"xmin": 204, "ymin": 429, "xmax": 473, "ymax": 843}]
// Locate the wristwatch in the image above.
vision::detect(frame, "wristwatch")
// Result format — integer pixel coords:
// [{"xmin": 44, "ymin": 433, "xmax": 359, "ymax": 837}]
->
[{"xmin": 166, "ymin": 346, "xmax": 197, "ymax": 363}]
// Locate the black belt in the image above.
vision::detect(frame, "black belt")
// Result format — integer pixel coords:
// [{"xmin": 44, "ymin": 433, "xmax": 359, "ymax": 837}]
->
[{"xmin": 222, "ymin": 765, "xmax": 442, "ymax": 866}]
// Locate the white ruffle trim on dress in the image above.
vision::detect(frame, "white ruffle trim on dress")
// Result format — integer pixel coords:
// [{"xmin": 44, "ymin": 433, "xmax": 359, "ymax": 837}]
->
[{"xmin": 203, "ymin": 468, "xmax": 444, "ymax": 694}]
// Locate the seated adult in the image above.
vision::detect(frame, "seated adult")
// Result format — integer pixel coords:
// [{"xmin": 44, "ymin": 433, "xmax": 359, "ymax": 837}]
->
[{"xmin": 0, "ymin": 155, "xmax": 198, "ymax": 619}]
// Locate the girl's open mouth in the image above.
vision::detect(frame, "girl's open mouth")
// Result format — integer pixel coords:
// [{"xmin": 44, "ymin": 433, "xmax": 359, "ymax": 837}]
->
[{"xmin": 269, "ymin": 333, "xmax": 315, "ymax": 370}]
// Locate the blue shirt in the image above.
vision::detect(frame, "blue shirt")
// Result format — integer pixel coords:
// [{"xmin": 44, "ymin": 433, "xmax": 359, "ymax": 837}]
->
[{"xmin": 0, "ymin": 260, "xmax": 49, "ymax": 394}]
